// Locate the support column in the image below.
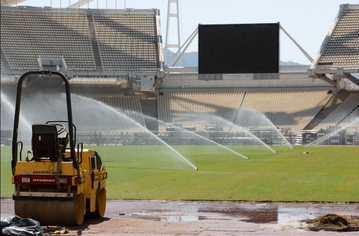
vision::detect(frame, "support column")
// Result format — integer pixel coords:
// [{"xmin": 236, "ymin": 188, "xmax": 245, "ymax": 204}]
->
[
  {"xmin": 344, "ymin": 73, "xmax": 359, "ymax": 87},
  {"xmin": 164, "ymin": 0, "xmax": 182, "ymax": 66}
]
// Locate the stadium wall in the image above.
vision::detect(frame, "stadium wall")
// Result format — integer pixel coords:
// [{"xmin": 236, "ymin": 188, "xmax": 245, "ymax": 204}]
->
[{"xmin": 160, "ymin": 73, "xmax": 329, "ymax": 89}]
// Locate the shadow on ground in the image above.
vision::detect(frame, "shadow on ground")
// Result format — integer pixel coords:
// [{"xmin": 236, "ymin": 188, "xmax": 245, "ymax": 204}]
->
[{"xmin": 69, "ymin": 217, "xmax": 111, "ymax": 235}]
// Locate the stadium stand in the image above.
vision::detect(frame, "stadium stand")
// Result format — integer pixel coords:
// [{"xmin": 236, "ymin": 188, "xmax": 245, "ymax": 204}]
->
[
  {"xmin": 1, "ymin": 4, "xmax": 358, "ymax": 145},
  {"xmin": 315, "ymin": 4, "xmax": 359, "ymax": 71},
  {"xmin": 0, "ymin": 60, "xmax": 5, "ymax": 72},
  {"xmin": 313, "ymin": 92, "xmax": 359, "ymax": 130},
  {"xmin": 0, "ymin": 6, "xmax": 162, "ymax": 75},
  {"xmin": 0, "ymin": 89, "xmax": 146, "ymax": 134},
  {"xmin": 157, "ymin": 90, "xmax": 246, "ymax": 131},
  {"xmin": 157, "ymin": 88, "xmax": 331, "ymax": 133},
  {"xmin": 74, "ymin": 92, "xmax": 146, "ymax": 132},
  {"xmin": 240, "ymin": 88, "xmax": 331, "ymax": 132},
  {"xmin": 1, "ymin": 8, "xmax": 95, "ymax": 70},
  {"xmin": 339, "ymin": 107, "xmax": 359, "ymax": 131},
  {"xmin": 93, "ymin": 14, "xmax": 159, "ymax": 72}
]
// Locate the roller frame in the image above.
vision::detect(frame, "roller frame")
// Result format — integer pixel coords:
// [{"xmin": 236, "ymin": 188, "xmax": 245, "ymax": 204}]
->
[{"xmin": 11, "ymin": 71, "xmax": 107, "ymax": 226}]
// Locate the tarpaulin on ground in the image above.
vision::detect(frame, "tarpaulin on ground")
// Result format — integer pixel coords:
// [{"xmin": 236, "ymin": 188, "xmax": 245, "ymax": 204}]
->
[{"xmin": 1, "ymin": 214, "xmax": 42, "ymax": 236}]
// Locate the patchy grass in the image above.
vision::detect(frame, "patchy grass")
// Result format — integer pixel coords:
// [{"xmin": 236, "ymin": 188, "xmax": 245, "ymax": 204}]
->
[{"xmin": 1, "ymin": 145, "xmax": 359, "ymax": 202}]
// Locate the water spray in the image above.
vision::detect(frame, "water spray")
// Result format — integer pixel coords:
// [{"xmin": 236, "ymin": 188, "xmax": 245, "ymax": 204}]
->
[
  {"xmin": 128, "ymin": 111, "xmax": 249, "ymax": 160},
  {"xmin": 1, "ymin": 91, "xmax": 32, "ymax": 132},
  {"xmin": 305, "ymin": 117, "xmax": 359, "ymax": 147},
  {"xmin": 232, "ymin": 108, "xmax": 293, "ymax": 150},
  {"xmin": 212, "ymin": 115, "xmax": 277, "ymax": 154},
  {"xmin": 72, "ymin": 95, "xmax": 199, "ymax": 171}
]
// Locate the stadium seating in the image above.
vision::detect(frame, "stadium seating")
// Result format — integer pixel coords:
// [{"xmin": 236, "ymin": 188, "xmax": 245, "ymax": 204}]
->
[
  {"xmin": 158, "ymin": 88, "xmax": 331, "ymax": 133},
  {"xmin": 0, "ymin": 60, "xmax": 5, "ymax": 72},
  {"xmin": 1, "ymin": 86, "xmax": 357, "ymax": 144},
  {"xmin": 1, "ymin": 4, "xmax": 358, "ymax": 145},
  {"xmin": 74, "ymin": 92, "xmax": 146, "ymax": 132},
  {"xmin": 240, "ymin": 88, "xmax": 331, "ymax": 132},
  {"xmin": 339, "ymin": 108, "xmax": 359, "ymax": 132},
  {"xmin": 0, "ymin": 7, "xmax": 161, "ymax": 73},
  {"xmin": 157, "ymin": 89, "xmax": 246, "ymax": 131},
  {"xmin": 93, "ymin": 14, "xmax": 159, "ymax": 72},
  {"xmin": 314, "ymin": 93, "xmax": 359, "ymax": 130},
  {"xmin": 1, "ymin": 11, "xmax": 38, "ymax": 69},
  {"xmin": 317, "ymin": 5, "xmax": 359, "ymax": 70},
  {"xmin": 1, "ymin": 9, "xmax": 95, "ymax": 70},
  {"xmin": 0, "ymin": 89, "xmax": 146, "ymax": 134}
]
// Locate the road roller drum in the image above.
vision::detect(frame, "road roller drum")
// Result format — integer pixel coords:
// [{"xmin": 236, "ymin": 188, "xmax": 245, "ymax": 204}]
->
[{"xmin": 15, "ymin": 193, "xmax": 85, "ymax": 226}]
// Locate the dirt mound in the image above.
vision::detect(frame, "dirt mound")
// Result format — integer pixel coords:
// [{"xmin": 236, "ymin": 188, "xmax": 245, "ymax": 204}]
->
[{"xmin": 304, "ymin": 214, "xmax": 359, "ymax": 232}]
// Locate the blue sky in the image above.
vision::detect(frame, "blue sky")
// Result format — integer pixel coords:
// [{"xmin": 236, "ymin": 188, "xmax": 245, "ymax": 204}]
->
[{"xmin": 17, "ymin": 0, "xmax": 355, "ymax": 64}]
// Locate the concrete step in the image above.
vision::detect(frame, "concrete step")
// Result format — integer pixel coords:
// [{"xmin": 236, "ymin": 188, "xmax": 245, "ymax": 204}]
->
[{"xmin": 87, "ymin": 15, "xmax": 103, "ymax": 68}]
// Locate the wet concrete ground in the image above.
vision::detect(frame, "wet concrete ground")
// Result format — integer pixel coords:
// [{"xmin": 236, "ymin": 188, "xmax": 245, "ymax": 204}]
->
[{"xmin": 1, "ymin": 199, "xmax": 358, "ymax": 235}]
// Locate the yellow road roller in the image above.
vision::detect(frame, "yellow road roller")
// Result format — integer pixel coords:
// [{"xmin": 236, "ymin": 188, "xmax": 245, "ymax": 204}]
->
[{"xmin": 11, "ymin": 71, "xmax": 107, "ymax": 226}]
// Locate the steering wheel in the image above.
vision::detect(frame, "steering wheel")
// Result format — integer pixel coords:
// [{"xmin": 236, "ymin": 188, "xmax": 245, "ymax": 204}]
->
[{"xmin": 53, "ymin": 123, "xmax": 66, "ymax": 135}]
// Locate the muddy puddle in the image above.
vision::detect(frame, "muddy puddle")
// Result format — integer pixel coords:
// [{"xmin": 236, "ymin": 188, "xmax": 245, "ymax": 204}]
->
[
  {"xmin": 105, "ymin": 201, "xmax": 359, "ymax": 224},
  {"xmin": 2, "ymin": 199, "xmax": 358, "ymax": 225}
]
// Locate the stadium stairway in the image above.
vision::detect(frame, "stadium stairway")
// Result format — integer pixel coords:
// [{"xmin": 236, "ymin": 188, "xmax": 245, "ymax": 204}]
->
[
  {"xmin": 138, "ymin": 91, "xmax": 158, "ymax": 131},
  {"xmin": 87, "ymin": 15, "xmax": 103, "ymax": 69},
  {"xmin": 303, "ymin": 89, "xmax": 352, "ymax": 130},
  {"xmin": 1, "ymin": 48, "xmax": 10, "ymax": 69}
]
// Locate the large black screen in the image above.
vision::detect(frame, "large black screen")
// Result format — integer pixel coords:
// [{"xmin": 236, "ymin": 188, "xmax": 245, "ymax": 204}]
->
[{"xmin": 198, "ymin": 23, "xmax": 279, "ymax": 74}]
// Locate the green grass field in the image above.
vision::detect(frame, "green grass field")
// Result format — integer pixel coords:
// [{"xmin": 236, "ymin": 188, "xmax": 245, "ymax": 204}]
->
[{"xmin": 1, "ymin": 145, "xmax": 358, "ymax": 202}]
